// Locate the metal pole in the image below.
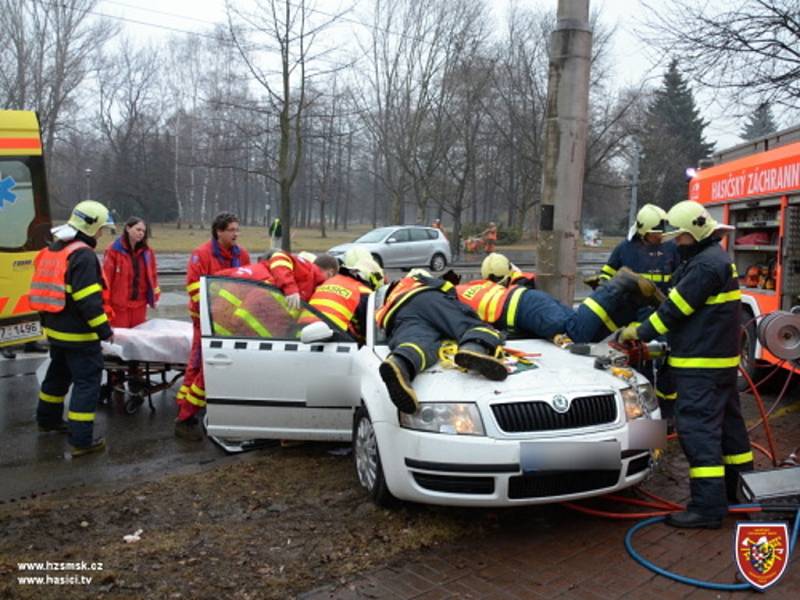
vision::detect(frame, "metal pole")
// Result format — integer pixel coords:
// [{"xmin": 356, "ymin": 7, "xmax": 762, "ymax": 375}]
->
[
  {"xmin": 628, "ymin": 139, "xmax": 640, "ymax": 232},
  {"xmin": 536, "ymin": 0, "xmax": 592, "ymax": 304},
  {"xmin": 85, "ymin": 168, "xmax": 92, "ymax": 199}
]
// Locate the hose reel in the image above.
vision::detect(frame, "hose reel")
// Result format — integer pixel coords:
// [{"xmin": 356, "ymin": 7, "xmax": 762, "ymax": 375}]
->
[{"xmin": 758, "ymin": 310, "xmax": 800, "ymax": 360}]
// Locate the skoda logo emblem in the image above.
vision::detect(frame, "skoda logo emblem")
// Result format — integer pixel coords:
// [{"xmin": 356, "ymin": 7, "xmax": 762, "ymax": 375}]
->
[{"xmin": 552, "ymin": 395, "xmax": 570, "ymax": 413}]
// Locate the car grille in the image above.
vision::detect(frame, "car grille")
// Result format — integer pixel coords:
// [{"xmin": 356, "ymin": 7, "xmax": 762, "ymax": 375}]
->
[
  {"xmin": 491, "ymin": 394, "xmax": 617, "ymax": 433},
  {"xmin": 508, "ymin": 470, "xmax": 620, "ymax": 499},
  {"xmin": 412, "ymin": 473, "xmax": 495, "ymax": 495}
]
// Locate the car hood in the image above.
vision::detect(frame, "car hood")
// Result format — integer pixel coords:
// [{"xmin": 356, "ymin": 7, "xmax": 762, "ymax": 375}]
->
[
  {"xmin": 374, "ymin": 339, "xmax": 632, "ymax": 402},
  {"xmin": 328, "ymin": 242, "xmax": 363, "ymax": 254}
]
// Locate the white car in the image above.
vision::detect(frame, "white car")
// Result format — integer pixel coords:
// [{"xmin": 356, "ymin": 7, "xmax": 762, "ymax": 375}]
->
[
  {"xmin": 200, "ymin": 276, "xmax": 666, "ymax": 507},
  {"xmin": 327, "ymin": 226, "xmax": 452, "ymax": 271}
]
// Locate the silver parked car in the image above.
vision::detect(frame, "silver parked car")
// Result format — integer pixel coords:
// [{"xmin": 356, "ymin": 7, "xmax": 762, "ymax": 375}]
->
[{"xmin": 328, "ymin": 226, "xmax": 451, "ymax": 271}]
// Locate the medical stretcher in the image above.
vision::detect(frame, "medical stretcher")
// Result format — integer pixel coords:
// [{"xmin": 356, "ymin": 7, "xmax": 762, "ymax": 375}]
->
[{"xmin": 100, "ymin": 319, "xmax": 192, "ymax": 414}]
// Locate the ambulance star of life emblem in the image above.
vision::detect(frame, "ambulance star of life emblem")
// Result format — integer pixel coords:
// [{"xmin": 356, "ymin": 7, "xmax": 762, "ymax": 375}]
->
[
  {"xmin": 734, "ymin": 522, "xmax": 790, "ymax": 590},
  {"xmin": 551, "ymin": 395, "xmax": 570, "ymax": 414}
]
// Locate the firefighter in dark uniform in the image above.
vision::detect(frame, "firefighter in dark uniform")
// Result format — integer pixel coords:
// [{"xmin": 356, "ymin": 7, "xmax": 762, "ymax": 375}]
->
[
  {"xmin": 620, "ymin": 200, "xmax": 753, "ymax": 528},
  {"xmin": 29, "ymin": 200, "xmax": 116, "ymax": 457},
  {"xmin": 376, "ymin": 269, "xmax": 507, "ymax": 414},
  {"xmin": 596, "ymin": 204, "xmax": 680, "ymax": 295},
  {"xmin": 457, "ymin": 267, "xmax": 663, "ymax": 344},
  {"xmin": 481, "ymin": 253, "xmax": 536, "ymax": 288}
]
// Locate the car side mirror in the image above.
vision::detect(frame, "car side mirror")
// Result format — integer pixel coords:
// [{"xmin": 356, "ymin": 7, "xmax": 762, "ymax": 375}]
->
[
  {"xmin": 300, "ymin": 321, "xmax": 335, "ymax": 344},
  {"xmin": 386, "ymin": 237, "xmax": 397, "ymax": 244}
]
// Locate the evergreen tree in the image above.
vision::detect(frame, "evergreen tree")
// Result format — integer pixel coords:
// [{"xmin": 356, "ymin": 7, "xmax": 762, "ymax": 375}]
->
[
  {"xmin": 639, "ymin": 59, "xmax": 714, "ymax": 210},
  {"xmin": 740, "ymin": 104, "xmax": 778, "ymax": 141}
]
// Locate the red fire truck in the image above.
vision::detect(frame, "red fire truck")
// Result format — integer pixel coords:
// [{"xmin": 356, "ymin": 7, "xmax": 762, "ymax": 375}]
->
[{"xmin": 689, "ymin": 126, "xmax": 800, "ymax": 379}]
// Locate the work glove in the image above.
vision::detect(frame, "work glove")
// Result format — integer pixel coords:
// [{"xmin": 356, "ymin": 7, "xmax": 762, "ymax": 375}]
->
[
  {"xmin": 286, "ymin": 293, "xmax": 301, "ymax": 311},
  {"xmin": 618, "ymin": 324, "xmax": 639, "ymax": 343}
]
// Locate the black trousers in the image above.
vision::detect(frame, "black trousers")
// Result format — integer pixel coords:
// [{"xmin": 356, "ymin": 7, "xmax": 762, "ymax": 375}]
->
[
  {"xmin": 388, "ymin": 292, "xmax": 504, "ymax": 379},
  {"xmin": 674, "ymin": 367, "xmax": 753, "ymax": 517},
  {"xmin": 37, "ymin": 344, "xmax": 104, "ymax": 448}
]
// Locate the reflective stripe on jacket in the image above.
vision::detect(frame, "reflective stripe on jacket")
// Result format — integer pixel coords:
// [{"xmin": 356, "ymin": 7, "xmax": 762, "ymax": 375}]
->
[
  {"xmin": 301, "ymin": 274, "xmax": 371, "ymax": 336},
  {"xmin": 455, "ymin": 279, "xmax": 525, "ymax": 329},
  {"xmin": 30, "ymin": 241, "xmax": 91, "ymax": 312},
  {"xmin": 267, "ymin": 251, "xmax": 326, "ymax": 301},
  {"xmin": 600, "ymin": 237, "xmax": 680, "ymax": 294}
]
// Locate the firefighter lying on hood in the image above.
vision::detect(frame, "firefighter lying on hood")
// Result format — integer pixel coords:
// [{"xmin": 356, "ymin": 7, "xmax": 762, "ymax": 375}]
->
[{"xmin": 462, "ymin": 252, "xmax": 664, "ymax": 344}]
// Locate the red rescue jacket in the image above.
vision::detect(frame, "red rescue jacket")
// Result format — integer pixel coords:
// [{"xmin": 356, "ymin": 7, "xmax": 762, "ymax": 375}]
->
[
  {"xmin": 185, "ymin": 239, "xmax": 251, "ymax": 318},
  {"xmin": 268, "ymin": 251, "xmax": 327, "ymax": 301},
  {"xmin": 103, "ymin": 236, "xmax": 160, "ymax": 310}
]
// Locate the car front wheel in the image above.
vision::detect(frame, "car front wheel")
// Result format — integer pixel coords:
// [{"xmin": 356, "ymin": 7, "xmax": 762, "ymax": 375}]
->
[
  {"xmin": 430, "ymin": 252, "xmax": 446, "ymax": 272},
  {"xmin": 353, "ymin": 405, "xmax": 395, "ymax": 507}
]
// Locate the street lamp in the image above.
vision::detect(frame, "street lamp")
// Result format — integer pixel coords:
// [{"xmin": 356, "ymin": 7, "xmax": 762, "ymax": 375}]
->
[{"xmin": 84, "ymin": 168, "xmax": 93, "ymax": 199}]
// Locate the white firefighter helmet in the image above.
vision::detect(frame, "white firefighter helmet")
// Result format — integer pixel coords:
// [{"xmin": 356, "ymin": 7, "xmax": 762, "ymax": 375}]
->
[
  {"xmin": 665, "ymin": 200, "xmax": 734, "ymax": 242},
  {"xmin": 627, "ymin": 204, "xmax": 668, "ymax": 241},
  {"xmin": 67, "ymin": 200, "xmax": 116, "ymax": 237}
]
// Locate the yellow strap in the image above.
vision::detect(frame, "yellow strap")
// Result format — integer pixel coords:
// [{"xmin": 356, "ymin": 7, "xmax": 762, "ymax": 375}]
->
[
  {"xmin": 706, "ymin": 290, "xmax": 742, "ymax": 305},
  {"xmin": 88, "ymin": 313, "xmax": 108, "ymax": 328},
  {"xmin": 234, "ymin": 307, "xmax": 272, "ymax": 337},
  {"xmin": 648, "ymin": 312, "xmax": 669, "ymax": 335},
  {"xmin": 668, "ymin": 356, "xmax": 740, "ymax": 369},
  {"xmin": 186, "ymin": 281, "xmax": 201, "ymax": 292},
  {"xmin": 689, "ymin": 465, "xmax": 724, "ymax": 478},
  {"xmin": 437, "ymin": 340, "xmax": 466, "ymax": 372},
  {"xmin": 217, "ymin": 288, "xmax": 241, "ymax": 307},
  {"xmin": 641, "ymin": 273, "xmax": 670, "ymax": 282},
  {"xmin": 668, "ymin": 288, "xmax": 695, "ymax": 316},
  {"xmin": 44, "ymin": 327, "xmax": 99, "ymax": 342},
  {"xmin": 398, "ymin": 342, "xmax": 427, "ymax": 371},
  {"xmin": 213, "ymin": 323, "xmax": 233, "ymax": 336},
  {"xmin": 71, "ymin": 283, "xmax": 102, "ymax": 301},
  {"xmin": 583, "ymin": 297, "xmax": 619, "ymax": 332},
  {"xmin": 723, "ymin": 451, "xmax": 754, "ymax": 465},
  {"xmin": 39, "ymin": 391, "xmax": 65, "ymax": 404},
  {"xmin": 471, "ymin": 326, "xmax": 501, "ymax": 339},
  {"xmin": 68, "ymin": 411, "xmax": 95, "ymax": 422}
]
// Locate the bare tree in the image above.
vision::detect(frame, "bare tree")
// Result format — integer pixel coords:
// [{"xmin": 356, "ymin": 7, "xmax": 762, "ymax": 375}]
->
[
  {"xmin": 0, "ymin": 0, "xmax": 116, "ymax": 154},
  {"xmin": 226, "ymin": 0, "xmax": 347, "ymax": 252},
  {"xmin": 641, "ymin": 0, "xmax": 800, "ymax": 111}
]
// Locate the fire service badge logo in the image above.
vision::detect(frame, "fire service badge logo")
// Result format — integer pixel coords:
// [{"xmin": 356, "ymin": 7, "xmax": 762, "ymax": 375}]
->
[{"xmin": 734, "ymin": 522, "xmax": 790, "ymax": 590}]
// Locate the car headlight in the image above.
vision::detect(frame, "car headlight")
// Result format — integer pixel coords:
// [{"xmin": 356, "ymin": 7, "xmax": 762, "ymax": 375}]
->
[
  {"xmin": 399, "ymin": 403, "xmax": 485, "ymax": 436},
  {"xmin": 621, "ymin": 384, "xmax": 658, "ymax": 420}
]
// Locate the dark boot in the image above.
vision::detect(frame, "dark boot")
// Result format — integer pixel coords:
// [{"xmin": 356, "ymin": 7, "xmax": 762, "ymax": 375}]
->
[
  {"xmin": 174, "ymin": 416, "xmax": 204, "ymax": 441},
  {"xmin": 379, "ymin": 355, "xmax": 418, "ymax": 414},
  {"xmin": 70, "ymin": 437, "xmax": 106, "ymax": 458},
  {"xmin": 665, "ymin": 511, "xmax": 722, "ymax": 529},
  {"xmin": 454, "ymin": 343, "xmax": 508, "ymax": 381},
  {"xmin": 607, "ymin": 267, "xmax": 666, "ymax": 308}
]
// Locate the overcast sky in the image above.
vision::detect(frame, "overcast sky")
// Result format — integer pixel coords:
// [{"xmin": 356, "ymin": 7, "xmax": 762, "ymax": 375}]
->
[{"xmin": 95, "ymin": 0, "xmax": 747, "ymax": 148}]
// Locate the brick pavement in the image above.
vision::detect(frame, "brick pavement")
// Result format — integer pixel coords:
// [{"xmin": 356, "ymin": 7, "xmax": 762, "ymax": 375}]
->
[{"xmin": 300, "ymin": 391, "xmax": 800, "ymax": 600}]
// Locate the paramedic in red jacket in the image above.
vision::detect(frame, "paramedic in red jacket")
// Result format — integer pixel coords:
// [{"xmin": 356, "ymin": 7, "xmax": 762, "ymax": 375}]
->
[
  {"xmin": 176, "ymin": 212, "xmax": 251, "ymax": 440},
  {"xmin": 102, "ymin": 216, "xmax": 160, "ymax": 328},
  {"xmin": 267, "ymin": 250, "xmax": 336, "ymax": 309}
]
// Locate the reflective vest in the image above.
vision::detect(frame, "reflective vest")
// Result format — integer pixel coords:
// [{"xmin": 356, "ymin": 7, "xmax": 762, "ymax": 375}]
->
[
  {"xmin": 375, "ymin": 277, "xmax": 434, "ymax": 330},
  {"xmin": 301, "ymin": 275, "xmax": 370, "ymax": 336},
  {"xmin": 30, "ymin": 241, "xmax": 113, "ymax": 318},
  {"xmin": 455, "ymin": 279, "xmax": 525, "ymax": 328},
  {"xmin": 509, "ymin": 271, "xmax": 536, "ymax": 288}
]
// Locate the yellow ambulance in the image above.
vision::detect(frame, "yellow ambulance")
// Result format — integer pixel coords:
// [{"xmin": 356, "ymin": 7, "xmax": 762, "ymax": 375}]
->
[{"xmin": 0, "ymin": 110, "xmax": 52, "ymax": 348}]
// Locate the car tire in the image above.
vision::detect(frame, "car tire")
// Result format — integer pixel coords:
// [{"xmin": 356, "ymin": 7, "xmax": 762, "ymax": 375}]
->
[
  {"xmin": 430, "ymin": 253, "xmax": 447, "ymax": 272},
  {"xmin": 370, "ymin": 254, "xmax": 383, "ymax": 268},
  {"xmin": 353, "ymin": 405, "xmax": 396, "ymax": 507}
]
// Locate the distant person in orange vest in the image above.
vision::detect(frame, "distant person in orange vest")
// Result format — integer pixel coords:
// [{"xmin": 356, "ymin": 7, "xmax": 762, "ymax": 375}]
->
[
  {"xmin": 176, "ymin": 212, "xmax": 251, "ymax": 441},
  {"xmin": 30, "ymin": 200, "xmax": 116, "ymax": 457},
  {"xmin": 480, "ymin": 222, "xmax": 498, "ymax": 254},
  {"xmin": 431, "ymin": 218, "xmax": 446, "ymax": 237}
]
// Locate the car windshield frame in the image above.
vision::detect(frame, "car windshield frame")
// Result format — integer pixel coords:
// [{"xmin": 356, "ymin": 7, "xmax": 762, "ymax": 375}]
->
[{"xmin": 354, "ymin": 227, "xmax": 395, "ymax": 243}]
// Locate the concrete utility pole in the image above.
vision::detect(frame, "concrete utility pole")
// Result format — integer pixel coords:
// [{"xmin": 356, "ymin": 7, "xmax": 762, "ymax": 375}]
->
[
  {"xmin": 536, "ymin": 0, "xmax": 592, "ymax": 304},
  {"xmin": 627, "ymin": 138, "xmax": 640, "ymax": 232}
]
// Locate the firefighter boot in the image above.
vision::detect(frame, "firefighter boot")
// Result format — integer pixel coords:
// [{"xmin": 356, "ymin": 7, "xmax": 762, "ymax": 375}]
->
[
  {"xmin": 454, "ymin": 343, "xmax": 508, "ymax": 381},
  {"xmin": 607, "ymin": 267, "xmax": 666, "ymax": 308},
  {"xmin": 665, "ymin": 511, "xmax": 722, "ymax": 529},
  {"xmin": 174, "ymin": 416, "xmax": 204, "ymax": 441},
  {"xmin": 379, "ymin": 355, "xmax": 418, "ymax": 414},
  {"xmin": 70, "ymin": 437, "xmax": 106, "ymax": 458},
  {"xmin": 38, "ymin": 420, "xmax": 69, "ymax": 433}
]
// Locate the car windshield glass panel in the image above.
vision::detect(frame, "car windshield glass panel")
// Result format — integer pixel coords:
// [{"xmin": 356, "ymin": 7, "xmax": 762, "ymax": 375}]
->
[
  {"xmin": 355, "ymin": 228, "xmax": 392, "ymax": 243},
  {"xmin": 206, "ymin": 277, "xmax": 356, "ymax": 343},
  {"xmin": 409, "ymin": 228, "xmax": 429, "ymax": 242}
]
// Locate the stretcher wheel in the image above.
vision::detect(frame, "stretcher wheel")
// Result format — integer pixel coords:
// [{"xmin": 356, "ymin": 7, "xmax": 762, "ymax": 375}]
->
[{"xmin": 124, "ymin": 392, "xmax": 145, "ymax": 415}]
